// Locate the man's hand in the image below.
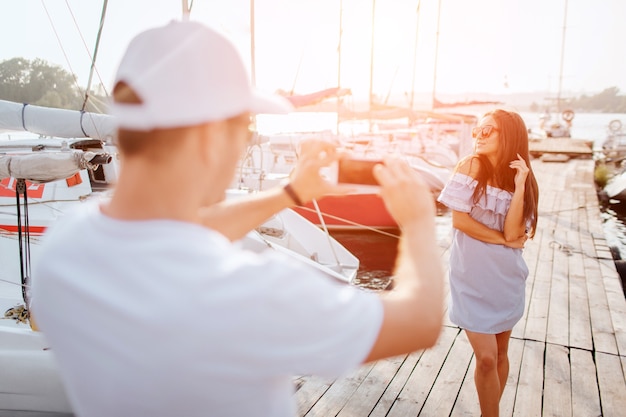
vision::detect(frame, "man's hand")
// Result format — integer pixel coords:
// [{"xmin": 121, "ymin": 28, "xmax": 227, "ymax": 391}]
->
[
  {"xmin": 287, "ymin": 139, "xmax": 350, "ymax": 204},
  {"xmin": 374, "ymin": 156, "xmax": 436, "ymax": 228}
]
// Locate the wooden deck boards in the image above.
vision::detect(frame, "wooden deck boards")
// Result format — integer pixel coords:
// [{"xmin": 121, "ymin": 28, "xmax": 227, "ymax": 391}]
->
[
  {"xmin": 529, "ymin": 137, "xmax": 593, "ymax": 159},
  {"xmin": 295, "ymin": 158, "xmax": 626, "ymax": 416}
]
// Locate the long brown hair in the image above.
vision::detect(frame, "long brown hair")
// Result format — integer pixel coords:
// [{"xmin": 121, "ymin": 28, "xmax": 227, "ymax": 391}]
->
[{"xmin": 472, "ymin": 109, "xmax": 539, "ymax": 237}]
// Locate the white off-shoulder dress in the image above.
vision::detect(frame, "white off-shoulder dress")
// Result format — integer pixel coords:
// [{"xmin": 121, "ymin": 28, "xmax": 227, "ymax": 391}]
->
[{"xmin": 437, "ymin": 173, "xmax": 529, "ymax": 334}]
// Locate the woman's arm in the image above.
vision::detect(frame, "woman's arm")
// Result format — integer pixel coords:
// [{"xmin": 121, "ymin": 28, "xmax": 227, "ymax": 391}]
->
[
  {"xmin": 452, "ymin": 210, "xmax": 526, "ymax": 248},
  {"xmin": 450, "ymin": 155, "xmax": 526, "ymax": 247},
  {"xmin": 503, "ymin": 154, "xmax": 529, "ymax": 241}
]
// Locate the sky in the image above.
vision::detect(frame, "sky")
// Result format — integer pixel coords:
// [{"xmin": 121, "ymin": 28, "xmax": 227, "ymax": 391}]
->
[{"xmin": 1, "ymin": 0, "xmax": 625, "ymax": 108}]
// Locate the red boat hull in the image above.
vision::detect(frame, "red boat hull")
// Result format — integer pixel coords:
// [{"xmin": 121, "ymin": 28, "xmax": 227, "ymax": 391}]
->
[{"xmin": 292, "ymin": 193, "xmax": 397, "ymax": 229}]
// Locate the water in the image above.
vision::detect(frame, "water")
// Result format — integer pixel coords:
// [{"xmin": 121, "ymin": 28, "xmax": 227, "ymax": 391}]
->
[
  {"xmin": 600, "ymin": 206, "xmax": 626, "ymax": 258},
  {"xmin": 519, "ymin": 111, "xmax": 624, "ymax": 145},
  {"xmin": 330, "ymin": 228, "xmax": 400, "ymax": 291},
  {"xmin": 329, "ymin": 206, "xmax": 453, "ymax": 291}
]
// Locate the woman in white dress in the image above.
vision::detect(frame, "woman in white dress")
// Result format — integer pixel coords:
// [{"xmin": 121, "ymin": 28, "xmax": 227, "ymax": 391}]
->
[{"xmin": 437, "ymin": 109, "xmax": 539, "ymax": 417}]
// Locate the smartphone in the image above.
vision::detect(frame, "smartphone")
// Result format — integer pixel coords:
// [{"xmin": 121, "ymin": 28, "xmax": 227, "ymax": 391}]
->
[{"xmin": 337, "ymin": 158, "xmax": 382, "ymax": 186}]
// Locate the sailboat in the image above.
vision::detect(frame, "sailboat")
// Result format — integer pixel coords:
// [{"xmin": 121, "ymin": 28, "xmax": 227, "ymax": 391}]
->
[
  {"xmin": 0, "ymin": 99, "xmax": 115, "ymax": 412},
  {"xmin": 231, "ymin": 0, "xmax": 474, "ymax": 230},
  {"xmin": 0, "ymin": 99, "xmax": 359, "ymax": 413},
  {"xmin": 0, "ymin": 1, "xmax": 363, "ymax": 413},
  {"xmin": 534, "ymin": 0, "xmax": 576, "ymax": 139},
  {"xmin": 282, "ymin": 0, "xmax": 470, "ymax": 229}
]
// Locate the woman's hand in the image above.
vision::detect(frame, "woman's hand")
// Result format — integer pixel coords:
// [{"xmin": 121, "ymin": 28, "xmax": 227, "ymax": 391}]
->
[
  {"xmin": 510, "ymin": 153, "xmax": 529, "ymax": 190},
  {"xmin": 503, "ymin": 233, "xmax": 528, "ymax": 249}
]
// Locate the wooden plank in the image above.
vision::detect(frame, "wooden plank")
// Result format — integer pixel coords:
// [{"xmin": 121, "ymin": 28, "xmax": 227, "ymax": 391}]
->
[
  {"xmin": 335, "ymin": 354, "xmax": 408, "ymax": 417},
  {"xmin": 450, "ymin": 336, "xmax": 525, "ymax": 417},
  {"xmin": 586, "ymin": 184, "xmax": 608, "ymax": 237},
  {"xmin": 500, "ymin": 337, "xmax": 526, "ymax": 417},
  {"xmin": 585, "ymin": 256, "xmax": 619, "ymax": 355},
  {"xmin": 368, "ymin": 350, "xmax": 425, "ymax": 417},
  {"xmin": 546, "ymin": 196, "xmax": 570, "ymax": 347},
  {"xmin": 546, "ymin": 254, "xmax": 569, "ymax": 346},
  {"xmin": 568, "ymin": 273, "xmax": 593, "ymax": 350},
  {"xmin": 598, "ymin": 260, "xmax": 626, "ymax": 356},
  {"xmin": 301, "ymin": 362, "xmax": 375, "ymax": 417},
  {"xmin": 449, "ymin": 355, "xmax": 479, "ymax": 417},
  {"xmin": 523, "ymin": 170, "xmax": 558, "ymax": 342},
  {"xmin": 524, "ymin": 226, "xmax": 553, "ymax": 342},
  {"xmin": 295, "ymin": 375, "xmax": 333, "ymax": 416},
  {"xmin": 512, "ymin": 340, "xmax": 544, "ymax": 417},
  {"xmin": 583, "ymin": 210, "xmax": 618, "ymax": 354},
  {"xmin": 565, "ymin": 191, "xmax": 594, "ymax": 348},
  {"xmin": 543, "ymin": 344, "xmax": 572, "ymax": 417},
  {"xmin": 596, "ymin": 352, "xmax": 626, "ymax": 417},
  {"xmin": 419, "ymin": 330, "xmax": 473, "ymax": 416},
  {"xmin": 386, "ymin": 326, "xmax": 459, "ymax": 417},
  {"xmin": 514, "ymin": 225, "xmax": 541, "ymax": 340},
  {"xmin": 570, "ymin": 348, "xmax": 602, "ymax": 417}
]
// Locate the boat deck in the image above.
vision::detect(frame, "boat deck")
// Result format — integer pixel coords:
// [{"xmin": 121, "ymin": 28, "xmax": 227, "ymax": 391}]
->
[{"xmin": 295, "ymin": 158, "xmax": 626, "ymax": 416}]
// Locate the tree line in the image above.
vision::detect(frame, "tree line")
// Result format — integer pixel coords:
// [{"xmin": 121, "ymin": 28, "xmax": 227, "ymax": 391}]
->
[
  {"xmin": 530, "ymin": 87, "xmax": 626, "ymax": 114},
  {"xmin": 3, "ymin": 57, "xmax": 626, "ymax": 114},
  {"xmin": 0, "ymin": 57, "xmax": 107, "ymax": 113},
  {"xmin": 565, "ymin": 87, "xmax": 626, "ymax": 113}
]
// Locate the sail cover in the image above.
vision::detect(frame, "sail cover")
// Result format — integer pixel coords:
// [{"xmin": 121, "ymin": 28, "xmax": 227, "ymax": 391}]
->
[
  {"xmin": 0, "ymin": 151, "xmax": 100, "ymax": 183},
  {"xmin": 0, "ymin": 100, "xmax": 115, "ymax": 141}
]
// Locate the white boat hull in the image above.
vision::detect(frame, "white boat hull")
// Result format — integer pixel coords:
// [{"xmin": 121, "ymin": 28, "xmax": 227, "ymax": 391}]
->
[
  {"xmin": 0, "ymin": 298, "xmax": 73, "ymax": 414},
  {"xmin": 605, "ymin": 171, "xmax": 626, "ymax": 200},
  {"xmin": 0, "ymin": 127, "xmax": 359, "ymax": 413}
]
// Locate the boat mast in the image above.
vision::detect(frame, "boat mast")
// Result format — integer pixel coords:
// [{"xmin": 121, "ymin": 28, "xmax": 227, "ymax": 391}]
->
[
  {"xmin": 336, "ymin": 0, "xmax": 343, "ymax": 133},
  {"xmin": 368, "ymin": 0, "xmax": 376, "ymax": 132},
  {"xmin": 556, "ymin": 0, "xmax": 569, "ymax": 113},
  {"xmin": 182, "ymin": 0, "xmax": 191, "ymax": 20},
  {"xmin": 250, "ymin": 0, "xmax": 256, "ymax": 87},
  {"xmin": 431, "ymin": 0, "xmax": 441, "ymax": 111},
  {"xmin": 409, "ymin": 0, "xmax": 422, "ymax": 114},
  {"xmin": 81, "ymin": 0, "xmax": 108, "ymax": 112}
]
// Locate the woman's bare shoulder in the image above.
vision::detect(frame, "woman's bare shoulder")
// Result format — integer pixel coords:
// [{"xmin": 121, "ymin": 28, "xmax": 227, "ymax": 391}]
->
[{"xmin": 455, "ymin": 155, "xmax": 481, "ymax": 178}]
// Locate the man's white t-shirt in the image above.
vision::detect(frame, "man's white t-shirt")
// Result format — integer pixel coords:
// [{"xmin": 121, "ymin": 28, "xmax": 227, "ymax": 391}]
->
[{"xmin": 31, "ymin": 202, "xmax": 383, "ymax": 417}]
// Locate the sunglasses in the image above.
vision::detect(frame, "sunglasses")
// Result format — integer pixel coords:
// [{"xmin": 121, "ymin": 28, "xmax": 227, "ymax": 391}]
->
[{"xmin": 471, "ymin": 125, "xmax": 499, "ymax": 138}]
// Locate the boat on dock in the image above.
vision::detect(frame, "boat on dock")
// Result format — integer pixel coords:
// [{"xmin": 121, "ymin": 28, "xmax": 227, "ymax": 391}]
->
[
  {"xmin": 531, "ymin": 108, "xmax": 575, "ymax": 139},
  {"xmin": 1, "ymin": 170, "xmax": 358, "ymax": 414},
  {"xmin": 599, "ymin": 119, "xmax": 626, "ymax": 161},
  {"xmin": 237, "ymin": 114, "xmax": 474, "ymax": 229},
  {"xmin": 604, "ymin": 167, "xmax": 626, "ymax": 202},
  {"xmin": 0, "ymin": 99, "xmax": 360, "ymax": 414}
]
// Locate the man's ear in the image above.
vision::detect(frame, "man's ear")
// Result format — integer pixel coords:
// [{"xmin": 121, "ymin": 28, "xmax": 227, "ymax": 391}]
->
[{"xmin": 195, "ymin": 122, "xmax": 222, "ymax": 166}]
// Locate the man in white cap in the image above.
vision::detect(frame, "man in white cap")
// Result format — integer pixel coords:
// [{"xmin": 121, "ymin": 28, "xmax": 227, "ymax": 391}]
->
[{"xmin": 32, "ymin": 20, "xmax": 444, "ymax": 417}]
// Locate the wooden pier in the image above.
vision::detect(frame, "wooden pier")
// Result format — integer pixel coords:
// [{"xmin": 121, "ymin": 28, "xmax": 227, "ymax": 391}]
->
[
  {"xmin": 295, "ymin": 158, "xmax": 626, "ymax": 416},
  {"xmin": 529, "ymin": 137, "xmax": 594, "ymax": 160}
]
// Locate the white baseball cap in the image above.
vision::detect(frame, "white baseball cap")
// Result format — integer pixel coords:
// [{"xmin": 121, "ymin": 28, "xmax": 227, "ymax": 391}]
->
[{"xmin": 110, "ymin": 20, "xmax": 293, "ymax": 130}]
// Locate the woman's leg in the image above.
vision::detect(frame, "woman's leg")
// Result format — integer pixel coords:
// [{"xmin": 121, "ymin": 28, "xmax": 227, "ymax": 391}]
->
[
  {"xmin": 495, "ymin": 330, "xmax": 512, "ymax": 398},
  {"xmin": 465, "ymin": 330, "xmax": 500, "ymax": 417}
]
